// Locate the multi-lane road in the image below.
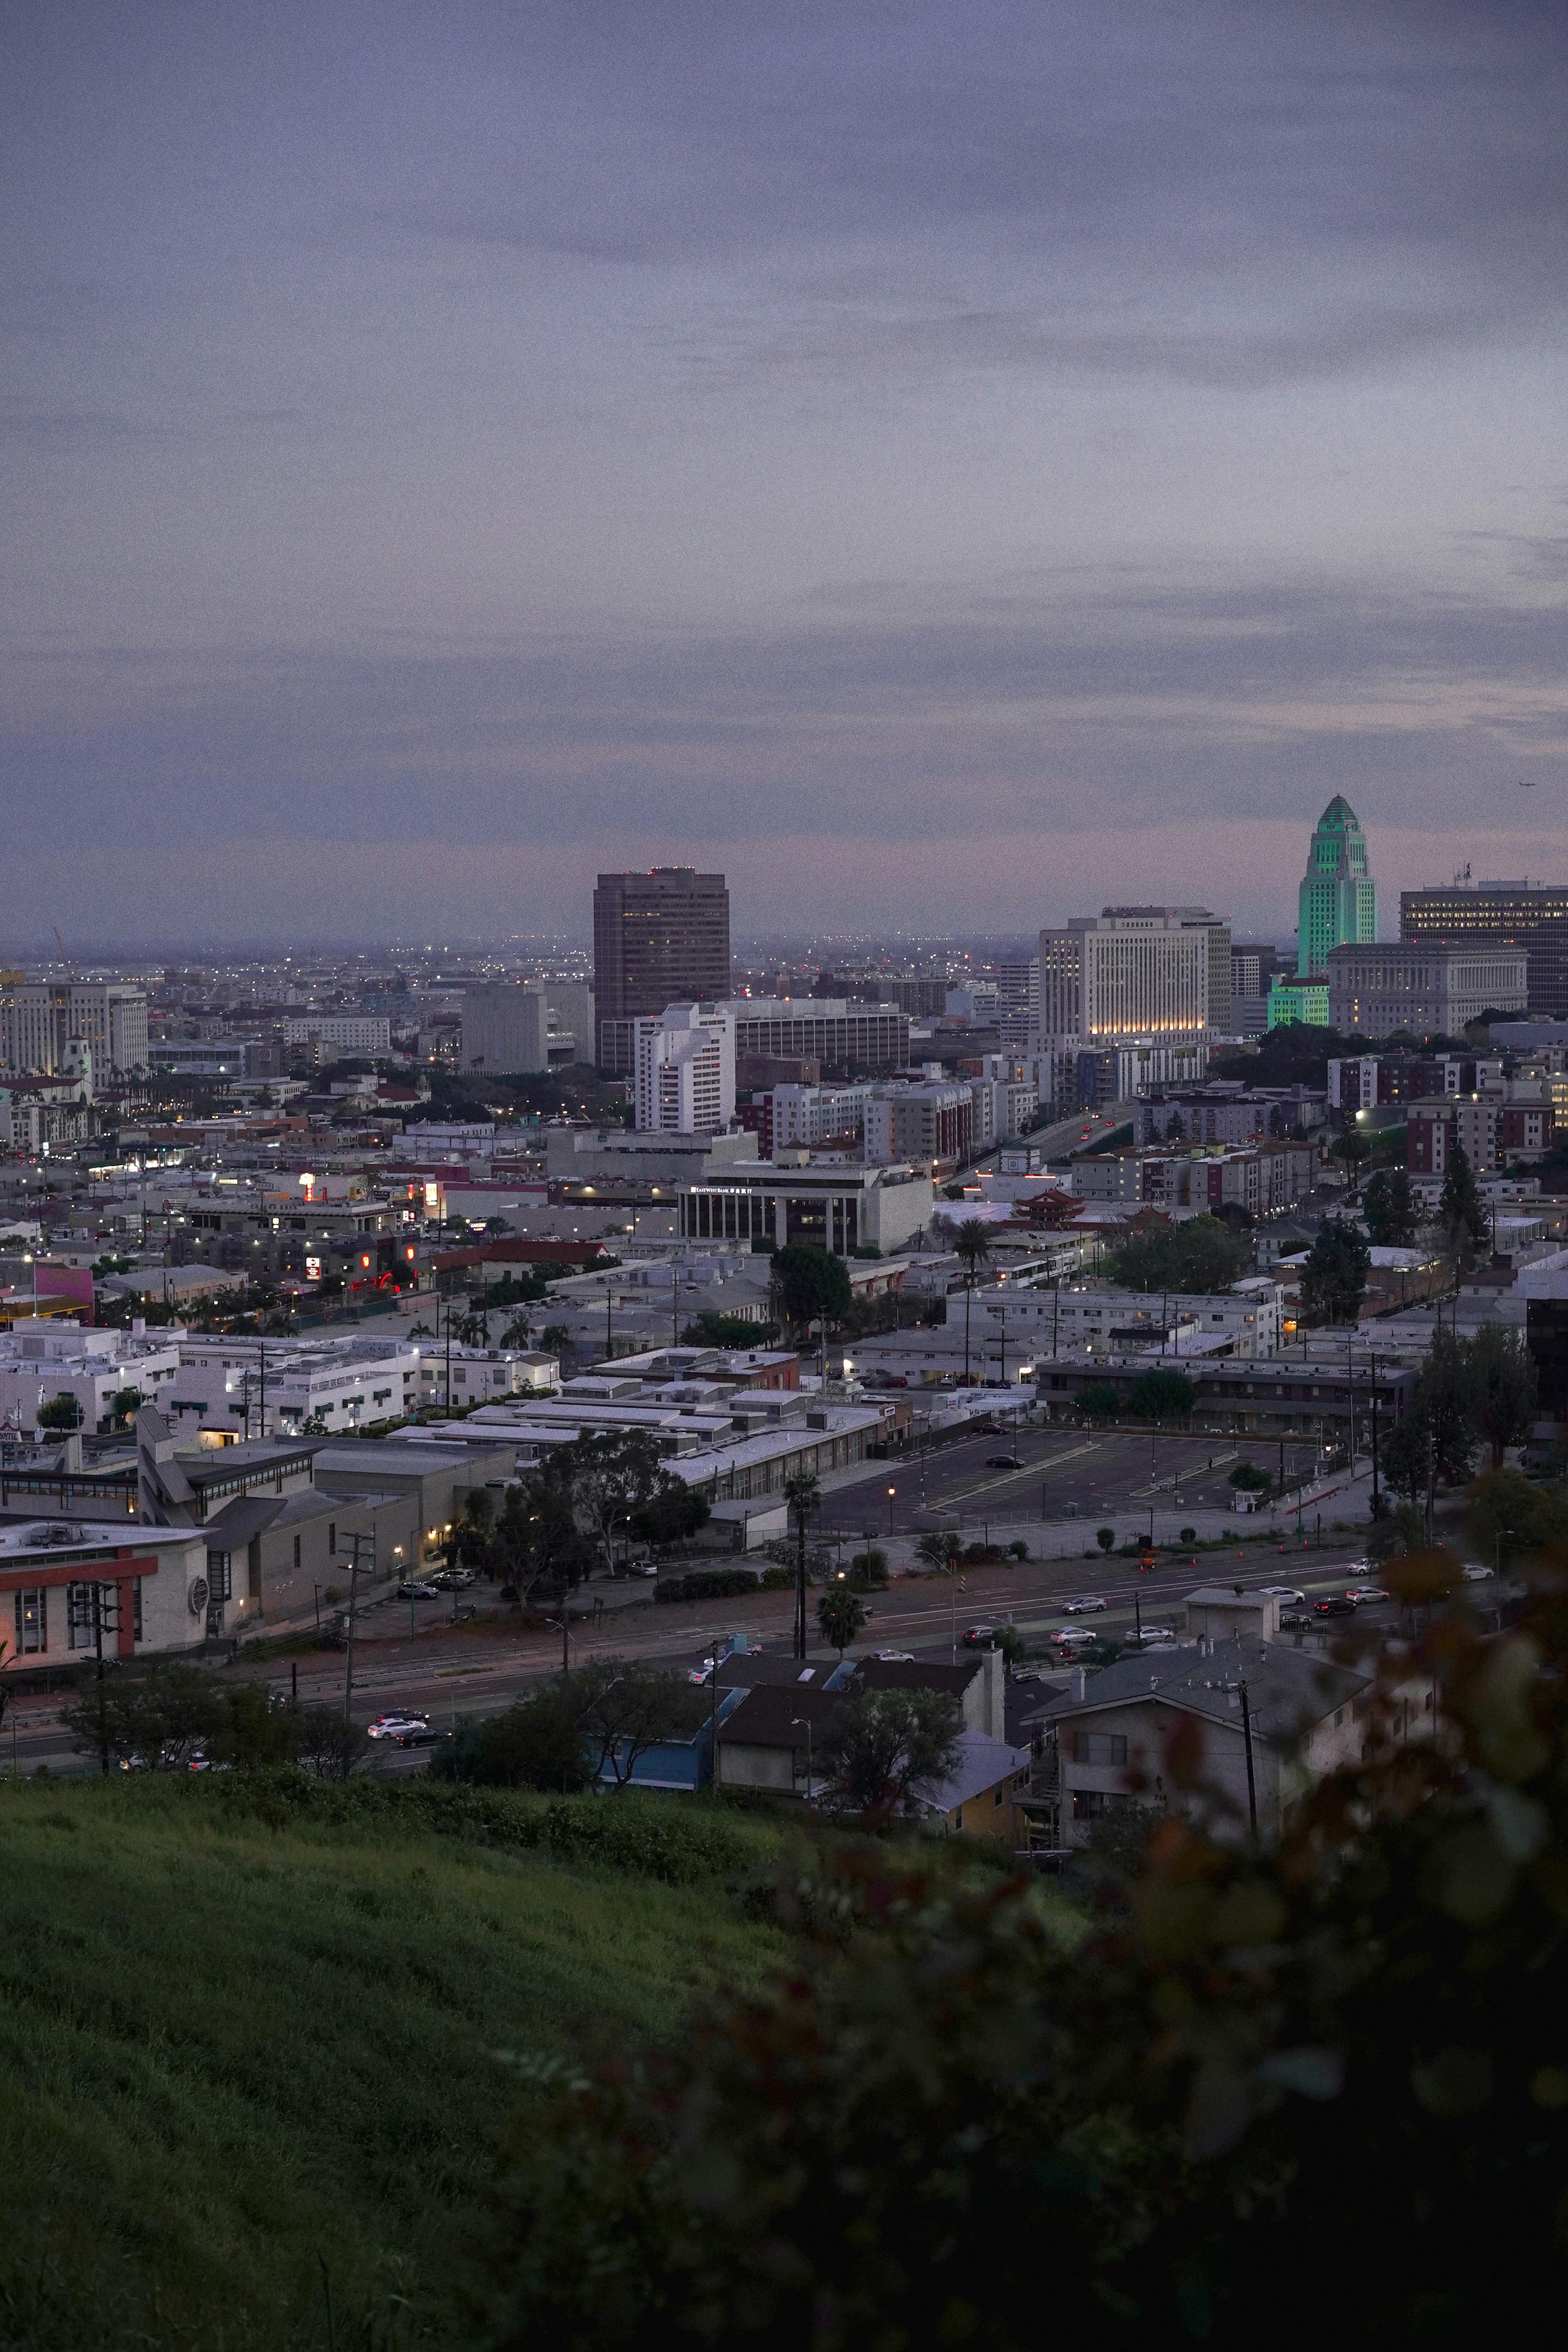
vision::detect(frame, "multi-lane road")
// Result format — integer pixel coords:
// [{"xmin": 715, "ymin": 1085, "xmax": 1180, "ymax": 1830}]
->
[{"xmin": 5, "ymin": 1503, "xmax": 1380, "ymax": 1777}]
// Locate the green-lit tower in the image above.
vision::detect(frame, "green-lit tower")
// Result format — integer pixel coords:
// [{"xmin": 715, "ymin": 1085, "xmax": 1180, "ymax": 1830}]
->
[{"xmin": 1296, "ymin": 795, "xmax": 1377, "ymax": 975}]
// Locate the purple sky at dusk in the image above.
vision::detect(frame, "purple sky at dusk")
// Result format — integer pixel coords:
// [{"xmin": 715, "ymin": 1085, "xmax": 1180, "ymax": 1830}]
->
[{"xmin": 4, "ymin": 1, "xmax": 1566, "ymax": 945}]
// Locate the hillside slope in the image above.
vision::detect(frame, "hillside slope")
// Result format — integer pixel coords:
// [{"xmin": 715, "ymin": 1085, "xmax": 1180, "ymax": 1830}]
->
[{"xmin": 0, "ymin": 1776, "xmax": 785, "ymax": 2350}]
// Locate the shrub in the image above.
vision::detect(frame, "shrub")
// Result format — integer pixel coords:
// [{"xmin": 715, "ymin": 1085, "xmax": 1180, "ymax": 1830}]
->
[
  {"xmin": 1228, "ymin": 1461, "xmax": 1272, "ymax": 1493},
  {"xmin": 1007, "ymin": 1539, "xmax": 1029, "ymax": 1560},
  {"xmin": 1095, "ymin": 1527, "xmax": 1116, "ymax": 1553},
  {"xmin": 1178, "ymin": 1527, "xmax": 1198, "ymax": 1545}
]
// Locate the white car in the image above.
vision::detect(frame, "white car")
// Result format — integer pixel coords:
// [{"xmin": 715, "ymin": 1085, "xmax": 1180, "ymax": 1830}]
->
[
  {"xmin": 1061, "ymin": 1596, "xmax": 1107, "ymax": 1614},
  {"xmin": 1345, "ymin": 1585, "xmax": 1391, "ymax": 1606},
  {"xmin": 1256, "ymin": 1586, "xmax": 1306, "ymax": 1604},
  {"xmin": 1129, "ymin": 1625, "xmax": 1176, "ymax": 1644},
  {"xmin": 874, "ymin": 1649, "xmax": 915, "ymax": 1662},
  {"xmin": 1052, "ymin": 1627, "xmax": 1098, "ymax": 1649},
  {"xmin": 366, "ymin": 1713, "xmax": 430, "ymax": 1741},
  {"xmin": 1462, "ymin": 1564, "xmax": 1494, "ymax": 1583}
]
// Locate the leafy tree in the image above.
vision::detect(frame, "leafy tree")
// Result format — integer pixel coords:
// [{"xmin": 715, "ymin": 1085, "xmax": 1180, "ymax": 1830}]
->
[
  {"xmin": 1437, "ymin": 1140, "xmax": 1491, "ymax": 1272},
  {"xmin": 1330, "ymin": 1128, "xmax": 1372, "ymax": 1192},
  {"xmin": 494, "ymin": 1472, "xmax": 597, "ymax": 1607},
  {"xmin": 445, "ymin": 1489, "xmax": 496, "ymax": 1576},
  {"xmin": 1463, "ymin": 1323, "xmax": 1538, "ymax": 1469},
  {"xmin": 816, "ymin": 1686, "xmax": 963, "ymax": 1824},
  {"xmin": 847, "ymin": 1546, "xmax": 889, "ymax": 1588},
  {"xmin": 629, "ymin": 1477, "xmax": 710, "ymax": 1548},
  {"xmin": 1125, "ymin": 1368, "xmax": 1195, "ymax": 1423},
  {"xmin": 816, "ymin": 1582, "xmax": 869, "ymax": 1659},
  {"xmin": 913, "ymin": 1529, "xmax": 961, "ymax": 1575},
  {"xmin": 1095, "ymin": 1526, "xmax": 1116, "ymax": 1552},
  {"xmin": 293, "ymin": 1706, "xmax": 370, "ymax": 1780},
  {"xmin": 433, "ymin": 1682, "xmax": 595, "ymax": 1792},
  {"xmin": 62, "ymin": 1663, "xmax": 224, "ymax": 1771},
  {"xmin": 577, "ymin": 1659, "xmax": 709, "ymax": 1791},
  {"xmin": 110, "ymin": 1385, "xmax": 144, "ymax": 1427},
  {"xmin": 681, "ymin": 1310, "xmax": 781, "ymax": 1349},
  {"xmin": 1383, "ymin": 1332, "xmax": 1480, "ymax": 1542},
  {"xmin": 1074, "ymin": 1382, "xmax": 1122, "ymax": 1425},
  {"xmin": 769, "ymin": 1244, "xmax": 853, "ymax": 1334},
  {"xmin": 1464, "ymin": 1466, "xmax": 1568, "ymax": 1573},
  {"xmin": 1227, "ymin": 1461, "xmax": 1272, "ymax": 1493},
  {"xmin": 1107, "ymin": 1214, "xmax": 1250, "ymax": 1296},
  {"xmin": 1299, "ymin": 1215, "xmax": 1370, "ymax": 1325},
  {"xmin": 37, "ymin": 1392, "xmax": 84, "ymax": 1431},
  {"xmin": 1362, "ymin": 1167, "xmax": 1419, "ymax": 1247},
  {"xmin": 555, "ymin": 1429, "xmax": 669, "ymax": 1572}
]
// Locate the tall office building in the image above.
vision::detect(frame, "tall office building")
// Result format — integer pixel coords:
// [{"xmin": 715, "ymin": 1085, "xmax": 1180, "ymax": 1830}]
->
[
  {"xmin": 1401, "ymin": 876, "xmax": 1568, "ymax": 1018},
  {"xmin": 592, "ymin": 869, "xmax": 731, "ymax": 1073},
  {"xmin": 0, "ymin": 979, "xmax": 148, "ymax": 1078},
  {"xmin": 1105, "ymin": 905, "xmax": 1232, "ymax": 1031},
  {"xmin": 1296, "ymin": 796, "xmax": 1377, "ymax": 976},
  {"xmin": 1037, "ymin": 910, "xmax": 1212, "ymax": 1048},
  {"xmin": 633, "ymin": 1004, "xmax": 736, "ymax": 1135}
]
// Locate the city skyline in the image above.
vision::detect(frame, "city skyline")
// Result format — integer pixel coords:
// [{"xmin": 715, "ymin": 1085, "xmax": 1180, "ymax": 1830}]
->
[{"xmin": 4, "ymin": 2, "xmax": 1566, "ymax": 940}]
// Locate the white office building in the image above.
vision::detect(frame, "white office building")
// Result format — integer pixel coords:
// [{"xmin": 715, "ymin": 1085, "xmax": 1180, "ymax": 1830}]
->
[
  {"xmin": 635, "ymin": 1004, "xmax": 737, "ymax": 1136},
  {"xmin": 154, "ymin": 1334, "xmax": 422, "ymax": 1438},
  {"xmin": 281, "ymin": 1015, "xmax": 392, "ymax": 1056},
  {"xmin": 1038, "ymin": 909, "xmax": 1216, "ymax": 1048},
  {"xmin": 0, "ymin": 981, "xmax": 148, "ymax": 1079}
]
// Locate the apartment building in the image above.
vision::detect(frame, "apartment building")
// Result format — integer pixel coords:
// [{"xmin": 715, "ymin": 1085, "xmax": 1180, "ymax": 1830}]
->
[
  {"xmin": 281, "ymin": 1015, "xmax": 392, "ymax": 1057},
  {"xmin": 863, "ymin": 1080, "xmax": 973, "ymax": 1166},
  {"xmin": 633, "ymin": 1004, "xmax": 737, "ymax": 1135}
]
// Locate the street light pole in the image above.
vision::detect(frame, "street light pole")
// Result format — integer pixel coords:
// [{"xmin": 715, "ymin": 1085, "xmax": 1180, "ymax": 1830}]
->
[{"xmin": 1239, "ymin": 1674, "xmax": 1258, "ymax": 1839}]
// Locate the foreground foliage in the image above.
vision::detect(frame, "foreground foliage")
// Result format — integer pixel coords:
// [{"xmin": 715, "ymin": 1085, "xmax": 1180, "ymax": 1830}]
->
[{"xmin": 485, "ymin": 1551, "xmax": 1568, "ymax": 2347}]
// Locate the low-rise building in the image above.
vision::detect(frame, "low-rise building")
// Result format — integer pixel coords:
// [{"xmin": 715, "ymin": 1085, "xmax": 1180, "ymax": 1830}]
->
[
  {"xmin": 154, "ymin": 1334, "xmax": 422, "ymax": 1438},
  {"xmin": 1028, "ymin": 1634, "xmax": 1382, "ymax": 1843},
  {"xmin": 0, "ymin": 1520, "xmax": 212, "ymax": 1674},
  {"xmin": 680, "ymin": 1157, "xmax": 933, "ymax": 1254},
  {"xmin": 0, "ymin": 1318, "xmax": 182, "ymax": 1438}
]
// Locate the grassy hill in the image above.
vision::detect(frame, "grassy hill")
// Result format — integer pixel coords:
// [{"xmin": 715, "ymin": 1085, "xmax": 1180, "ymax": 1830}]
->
[{"xmin": 0, "ymin": 1774, "xmax": 789, "ymax": 2350}]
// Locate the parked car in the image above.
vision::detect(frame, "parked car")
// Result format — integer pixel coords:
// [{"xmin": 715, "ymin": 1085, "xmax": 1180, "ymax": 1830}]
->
[
  {"xmin": 366, "ymin": 1713, "xmax": 430, "ymax": 1741},
  {"xmin": 1256, "ymin": 1585, "xmax": 1306, "ymax": 1604},
  {"xmin": 1279, "ymin": 1610, "xmax": 1312, "ymax": 1631},
  {"xmin": 984, "ymin": 1453, "xmax": 1022, "ymax": 1470},
  {"xmin": 1462, "ymin": 1564, "xmax": 1494, "ymax": 1582},
  {"xmin": 395, "ymin": 1580, "xmax": 440, "ymax": 1601},
  {"xmin": 1061, "ymin": 1596, "xmax": 1107, "ymax": 1614},
  {"xmin": 620, "ymin": 1558, "xmax": 660, "ymax": 1578}
]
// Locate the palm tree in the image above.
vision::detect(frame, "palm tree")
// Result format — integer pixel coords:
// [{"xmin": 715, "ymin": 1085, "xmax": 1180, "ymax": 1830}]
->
[
  {"xmin": 783, "ymin": 1470, "xmax": 822, "ymax": 1662},
  {"xmin": 816, "ymin": 1581, "xmax": 868, "ymax": 1660},
  {"xmin": 953, "ymin": 1218, "xmax": 993, "ymax": 1387}
]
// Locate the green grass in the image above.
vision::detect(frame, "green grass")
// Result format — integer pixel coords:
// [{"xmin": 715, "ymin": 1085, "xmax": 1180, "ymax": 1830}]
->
[{"xmin": 0, "ymin": 1776, "xmax": 787, "ymax": 2350}]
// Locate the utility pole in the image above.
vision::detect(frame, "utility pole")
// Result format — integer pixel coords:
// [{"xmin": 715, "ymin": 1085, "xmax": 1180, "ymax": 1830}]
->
[
  {"xmin": 1239, "ymin": 1673, "xmax": 1258, "ymax": 1839},
  {"xmin": 341, "ymin": 1531, "xmax": 373, "ymax": 1720},
  {"xmin": 1369, "ymin": 1348, "xmax": 1381, "ymax": 1515}
]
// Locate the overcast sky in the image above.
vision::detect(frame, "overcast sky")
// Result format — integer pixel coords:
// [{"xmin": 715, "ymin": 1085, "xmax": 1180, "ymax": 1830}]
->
[{"xmin": 4, "ymin": 0, "xmax": 1566, "ymax": 947}]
